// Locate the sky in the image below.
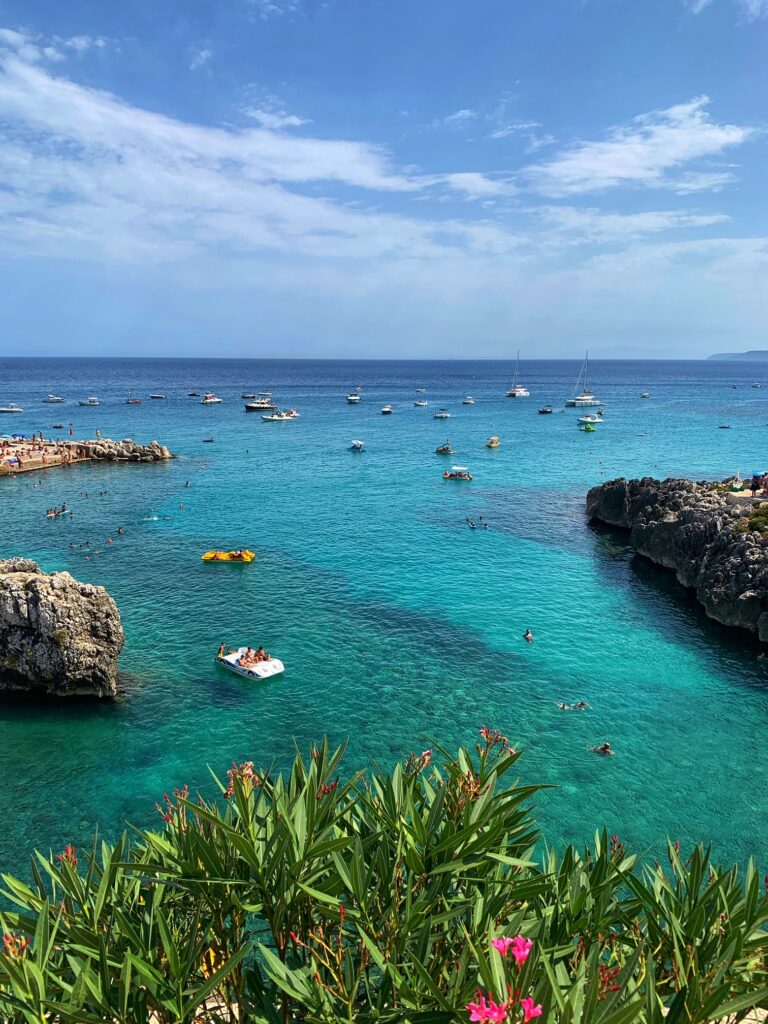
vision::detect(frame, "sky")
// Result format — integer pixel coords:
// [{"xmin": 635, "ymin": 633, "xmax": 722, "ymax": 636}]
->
[{"xmin": 0, "ymin": 0, "xmax": 766, "ymax": 358}]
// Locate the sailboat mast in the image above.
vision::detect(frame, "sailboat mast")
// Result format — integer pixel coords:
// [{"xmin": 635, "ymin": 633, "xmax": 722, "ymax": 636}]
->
[{"xmin": 584, "ymin": 349, "xmax": 589, "ymax": 393}]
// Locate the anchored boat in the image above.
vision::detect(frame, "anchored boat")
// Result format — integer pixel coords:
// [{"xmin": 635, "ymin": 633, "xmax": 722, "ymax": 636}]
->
[
  {"xmin": 566, "ymin": 352, "xmax": 601, "ymax": 407},
  {"xmin": 435, "ymin": 440, "xmax": 454, "ymax": 455},
  {"xmin": 201, "ymin": 393, "xmax": 222, "ymax": 404},
  {"xmin": 350, "ymin": 439, "xmax": 365, "ymax": 451},
  {"xmin": 506, "ymin": 350, "xmax": 530, "ymax": 397},
  {"xmin": 43, "ymin": 395, "xmax": 64, "ymax": 403},
  {"xmin": 443, "ymin": 465, "xmax": 472, "ymax": 480},
  {"xmin": 485, "ymin": 435, "xmax": 501, "ymax": 448},
  {"xmin": 433, "ymin": 408, "xmax": 451, "ymax": 419},
  {"xmin": 215, "ymin": 647, "xmax": 284, "ymax": 680}
]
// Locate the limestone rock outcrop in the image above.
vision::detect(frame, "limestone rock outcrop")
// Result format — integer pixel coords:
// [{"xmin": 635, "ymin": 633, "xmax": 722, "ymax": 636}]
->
[
  {"xmin": 587, "ymin": 477, "xmax": 768, "ymax": 640},
  {"xmin": 0, "ymin": 559, "xmax": 124, "ymax": 697}
]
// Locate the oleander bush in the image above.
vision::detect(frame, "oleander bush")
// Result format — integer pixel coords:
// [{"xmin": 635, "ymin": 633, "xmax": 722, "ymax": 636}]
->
[{"xmin": 2, "ymin": 730, "xmax": 768, "ymax": 1023}]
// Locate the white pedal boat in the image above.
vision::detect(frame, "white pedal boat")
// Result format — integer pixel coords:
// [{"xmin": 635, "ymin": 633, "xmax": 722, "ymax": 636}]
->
[{"xmin": 215, "ymin": 647, "xmax": 285, "ymax": 680}]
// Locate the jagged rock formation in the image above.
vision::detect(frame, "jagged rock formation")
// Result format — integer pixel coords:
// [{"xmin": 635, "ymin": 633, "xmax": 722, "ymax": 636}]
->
[
  {"xmin": 587, "ymin": 477, "xmax": 768, "ymax": 640},
  {"xmin": 0, "ymin": 559, "xmax": 124, "ymax": 697},
  {"xmin": 70, "ymin": 438, "xmax": 172, "ymax": 462}
]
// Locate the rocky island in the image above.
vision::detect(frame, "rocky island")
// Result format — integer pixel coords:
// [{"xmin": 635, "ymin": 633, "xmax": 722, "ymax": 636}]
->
[
  {"xmin": 0, "ymin": 558, "xmax": 124, "ymax": 697},
  {"xmin": 587, "ymin": 477, "xmax": 768, "ymax": 640}
]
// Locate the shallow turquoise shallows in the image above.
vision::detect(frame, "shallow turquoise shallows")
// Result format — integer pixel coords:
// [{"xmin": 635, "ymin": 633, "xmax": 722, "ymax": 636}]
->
[{"xmin": 1, "ymin": 357, "xmax": 767, "ymax": 876}]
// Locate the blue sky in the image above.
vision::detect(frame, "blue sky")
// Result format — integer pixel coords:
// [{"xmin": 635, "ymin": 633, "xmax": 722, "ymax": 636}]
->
[{"xmin": 0, "ymin": 0, "xmax": 765, "ymax": 358}]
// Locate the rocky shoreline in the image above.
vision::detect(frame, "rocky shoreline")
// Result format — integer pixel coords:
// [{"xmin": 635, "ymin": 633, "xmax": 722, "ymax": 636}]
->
[
  {"xmin": 0, "ymin": 436, "xmax": 173, "ymax": 475},
  {"xmin": 0, "ymin": 558, "xmax": 124, "ymax": 697},
  {"xmin": 587, "ymin": 477, "xmax": 768, "ymax": 641}
]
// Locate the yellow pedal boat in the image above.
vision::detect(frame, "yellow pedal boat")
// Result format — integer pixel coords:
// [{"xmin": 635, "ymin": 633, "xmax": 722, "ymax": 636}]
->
[{"xmin": 201, "ymin": 549, "xmax": 256, "ymax": 563}]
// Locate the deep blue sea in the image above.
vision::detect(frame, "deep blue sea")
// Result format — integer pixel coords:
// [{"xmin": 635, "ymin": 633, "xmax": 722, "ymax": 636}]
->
[{"xmin": 1, "ymin": 357, "xmax": 767, "ymax": 876}]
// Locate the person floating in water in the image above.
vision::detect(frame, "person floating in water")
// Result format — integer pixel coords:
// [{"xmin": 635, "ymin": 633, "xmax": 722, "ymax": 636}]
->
[
  {"xmin": 466, "ymin": 518, "xmax": 476, "ymax": 529},
  {"xmin": 523, "ymin": 629, "xmax": 534, "ymax": 643},
  {"xmin": 555, "ymin": 700, "xmax": 590, "ymax": 711},
  {"xmin": 590, "ymin": 742, "xmax": 613, "ymax": 756}
]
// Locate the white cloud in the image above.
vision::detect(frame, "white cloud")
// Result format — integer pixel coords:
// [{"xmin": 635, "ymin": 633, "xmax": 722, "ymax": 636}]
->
[
  {"xmin": 189, "ymin": 47, "xmax": 213, "ymax": 71},
  {"xmin": 683, "ymin": 0, "xmax": 768, "ymax": 17},
  {"xmin": 244, "ymin": 107, "xmax": 309, "ymax": 129},
  {"xmin": 526, "ymin": 96, "xmax": 753, "ymax": 196},
  {"xmin": 60, "ymin": 35, "xmax": 108, "ymax": 53},
  {"xmin": 532, "ymin": 205, "xmax": 730, "ymax": 243},
  {"xmin": 248, "ymin": 0, "xmax": 300, "ymax": 20},
  {"xmin": 0, "ymin": 29, "xmax": 526, "ymax": 263},
  {"xmin": 433, "ymin": 108, "xmax": 478, "ymax": 129}
]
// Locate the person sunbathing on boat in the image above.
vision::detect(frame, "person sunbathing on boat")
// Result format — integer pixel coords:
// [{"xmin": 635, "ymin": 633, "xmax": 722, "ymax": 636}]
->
[
  {"xmin": 255, "ymin": 646, "xmax": 267, "ymax": 662},
  {"xmin": 239, "ymin": 647, "xmax": 255, "ymax": 666}
]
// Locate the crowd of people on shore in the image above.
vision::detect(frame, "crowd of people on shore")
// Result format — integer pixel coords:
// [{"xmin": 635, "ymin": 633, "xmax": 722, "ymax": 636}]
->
[{"xmin": 1, "ymin": 434, "xmax": 79, "ymax": 473}]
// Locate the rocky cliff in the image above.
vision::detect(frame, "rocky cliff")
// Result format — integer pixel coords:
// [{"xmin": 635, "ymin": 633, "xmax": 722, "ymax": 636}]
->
[
  {"xmin": 587, "ymin": 477, "xmax": 768, "ymax": 640},
  {"xmin": 0, "ymin": 559, "xmax": 125, "ymax": 697}
]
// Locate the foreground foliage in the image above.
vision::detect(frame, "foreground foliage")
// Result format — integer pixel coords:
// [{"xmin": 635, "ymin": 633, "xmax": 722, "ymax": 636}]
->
[{"xmin": 2, "ymin": 731, "xmax": 768, "ymax": 1023}]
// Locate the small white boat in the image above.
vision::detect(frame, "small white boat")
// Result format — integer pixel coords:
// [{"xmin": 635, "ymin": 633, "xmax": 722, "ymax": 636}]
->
[
  {"xmin": 242, "ymin": 392, "xmax": 257, "ymax": 399},
  {"xmin": 149, "ymin": 393, "xmax": 166, "ymax": 400},
  {"xmin": 125, "ymin": 397, "xmax": 142, "ymax": 405},
  {"xmin": 350, "ymin": 439, "xmax": 365, "ymax": 451},
  {"xmin": 381, "ymin": 405, "xmax": 394, "ymax": 415},
  {"xmin": 244, "ymin": 398, "xmax": 277, "ymax": 411},
  {"xmin": 216, "ymin": 647, "xmax": 284, "ymax": 680},
  {"xmin": 346, "ymin": 393, "xmax": 361, "ymax": 403},
  {"xmin": 577, "ymin": 414, "xmax": 604, "ymax": 424},
  {"xmin": 640, "ymin": 392, "xmax": 652, "ymax": 399},
  {"xmin": 284, "ymin": 408, "xmax": 300, "ymax": 418},
  {"xmin": 463, "ymin": 396, "xmax": 475, "ymax": 405},
  {"xmin": 506, "ymin": 350, "xmax": 530, "ymax": 397},
  {"xmin": 262, "ymin": 411, "xmax": 295, "ymax": 421},
  {"xmin": 433, "ymin": 409, "xmax": 451, "ymax": 419},
  {"xmin": 43, "ymin": 395, "xmax": 64, "ymax": 403},
  {"xmin": 78, "ymin": 397, "xmax": 100, "ymax": 407},
  {"xmin": 753, "ymin": 383, "xmax": 763, "ymax": 389},
  {"xmin": 414, "ymin": 400, "xmax": 428, "ymax": 407},
  {"xmin": 201, "ymin": 393, "xmax": 222, "ymax": 404},
  {"xmin": 0, "ymin": 404, "xmax": 23, "ymax": 414},
  {"xmin": 443, "ymin": 465, "xmax": 472, "ymax": 481},
  {"xmin": 416, "ymin": 388, "xmax": 426, "ymax": 393}
]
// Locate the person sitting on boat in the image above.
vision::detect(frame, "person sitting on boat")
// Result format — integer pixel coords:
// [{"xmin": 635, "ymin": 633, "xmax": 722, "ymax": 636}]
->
[
  {"xmin": 254, "ymin": 646, "xmax": 267, "ymax": 662},
  {"xmin": 239, "ymin": 646, "xmax": 254, "ymax": 666}
]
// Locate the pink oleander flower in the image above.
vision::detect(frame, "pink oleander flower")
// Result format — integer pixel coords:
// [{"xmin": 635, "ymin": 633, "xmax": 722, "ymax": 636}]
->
[
  {"xmin": 467, "ymin": 994, "xmax": 489, "ymax": 1021},
  {"xmin": 511, "ymin": 936, "xmax": 533, "ymax": 967},
  {"xmin": 520, "ymin": 997, "xmax": 542, "ymax": 1022},
  {"xmin": 466, "ymin": 994, "xmax": 509, "ymax": 1022},
  {"xmin": 492, "ymin": 936, "xmax": 515, "ymax": 956}
]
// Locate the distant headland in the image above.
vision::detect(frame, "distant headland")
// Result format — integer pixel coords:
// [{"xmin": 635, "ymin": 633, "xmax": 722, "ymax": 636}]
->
[{"xmin": 708, "ymin": 350, "xmax": 768, "ymax": 361}]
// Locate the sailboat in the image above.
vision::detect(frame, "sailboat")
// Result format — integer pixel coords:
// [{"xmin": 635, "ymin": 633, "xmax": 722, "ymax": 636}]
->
[
  {"xmin": 565, "ymin": 351, "xmax": 601, "ymax": 407},
  {"xmin": 505, "ymin": 350, "xmax": 529, "ymax": 397}
]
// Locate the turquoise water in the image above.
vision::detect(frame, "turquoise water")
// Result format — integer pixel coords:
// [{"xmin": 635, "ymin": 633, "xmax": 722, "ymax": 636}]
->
[{"xmin": 1, "ymin": 357, "xmax": 767, "ymax": 875}]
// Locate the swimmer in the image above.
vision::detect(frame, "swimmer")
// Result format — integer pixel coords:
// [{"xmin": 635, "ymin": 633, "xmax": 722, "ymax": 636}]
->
[
  {"xmin": 523, "ymin": 629, "xmax": 534, "ymax": 643},
  {"xmin": 590, "ymin": 742, "xmax": 614, "ymax": 756}
]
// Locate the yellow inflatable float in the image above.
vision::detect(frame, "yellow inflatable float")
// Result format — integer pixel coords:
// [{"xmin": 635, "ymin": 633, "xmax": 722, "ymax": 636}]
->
[{"xmin": 201, "ymin": 549, "xmax": 256, "ymax": 563}]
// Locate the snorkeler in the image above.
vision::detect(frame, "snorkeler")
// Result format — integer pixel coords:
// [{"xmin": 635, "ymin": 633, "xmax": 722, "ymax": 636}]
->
[
  {"xmin": 523, "ymin": 629, "xmax": 534, "ymax": 643},
  {"xmin": 590, "ymin": 742, "xmax": 614, "ymax": 756}
]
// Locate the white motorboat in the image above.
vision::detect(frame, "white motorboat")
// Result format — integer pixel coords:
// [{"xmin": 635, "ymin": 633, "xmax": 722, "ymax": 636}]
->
[
  {"xmin": 346, "ymin": 393, "xmax": 361, "ymax": 403},
  {"xmin": 640, "ymin": 392, "xmax": 652, "ymax": 399},
  {"xmin": 201, "ymin": 393, "xmax": 222, "ymax": 404},
  {"xmin": 244, "ymin": 397, "xmax": 277, "ymax": 411},
  {"xmin": 414, "ymin": 399, "xmax": 428, "ymax": 407},
  {"xmin": 565, "ymin": 351, "xmax": 601, "ymax": 407},
  {"xmin": 577, "ymin": 414, "xmax": 604, "ymax": 424},
  {"xmin": 416, "ymin": 387, "xmax": 426, "ymax": 393},
  {"xmin": 149, "ymin": 393, "xmax": 166, "ymax": 400},
  {"xmin": 262, "ymin": 411, "xmax": 295, "ymax": 421},
  {"xmin": 433, "ymin": 409, "xmax": 451, "ymax": 419},
  {"xmin": 78, "ymin": 397, "xmax": 100, "ymax": 407},
  {"xmin": 0, "ymin": 404, "xmax": 23, "ymax": 414},
  {"xmin": 350, "ymin": 439, "xmax": 365, "ymax": 451},
  {"xmin": 381, "ymin": 405, "xmax": 394, "ymax": 415},
  {"xmin": 43, "ymin": 395, "xmax": 64, "ymax": 403},
  {"xmin": 753, "ymin": 383, "xmax": 763, "ymax": 389},
  {"xmin": 506, "ymin": 350, "xmax": 530, "ymax": 397},
  {"xmin": 463, "ymin": 396, "xmax": 475, "ymax": 405},
  {"xmin": 215, "ymin": 647, "xmax": 284, "ymax": 680}
]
